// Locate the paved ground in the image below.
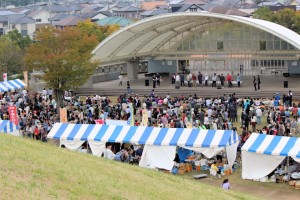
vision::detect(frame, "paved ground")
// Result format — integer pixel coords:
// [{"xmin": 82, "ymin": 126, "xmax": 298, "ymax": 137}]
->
[{"xmin": 76, "ymin": 73, "xmax": 300, "ymax": 99}]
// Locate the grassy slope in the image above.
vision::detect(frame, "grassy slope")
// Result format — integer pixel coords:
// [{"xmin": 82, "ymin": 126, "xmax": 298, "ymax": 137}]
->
[{"xmin": 0, "ymin": 134, "xmax": 257, "ymax": 200}]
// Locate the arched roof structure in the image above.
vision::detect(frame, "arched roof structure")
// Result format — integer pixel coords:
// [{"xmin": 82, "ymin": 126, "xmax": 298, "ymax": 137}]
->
[{"xmin": 92, "ymin": 12, "xmax": 300, "ymax": 63}]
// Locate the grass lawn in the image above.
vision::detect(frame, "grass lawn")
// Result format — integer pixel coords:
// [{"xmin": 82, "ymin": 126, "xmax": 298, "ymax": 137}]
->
[{"xmin": 0, "ymin": 134, "xmax": 257, "ymax": 200}]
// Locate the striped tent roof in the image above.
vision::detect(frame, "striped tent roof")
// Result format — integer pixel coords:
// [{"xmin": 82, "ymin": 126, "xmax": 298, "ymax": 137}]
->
[
  {"xmin": 0, "ymin": 79, "xmax": 26, "ymax": 92},
  {"xmin": 47, "ymin": 123, "xmax": 239, "ymax": 147},
  {"xmin": 242, "ymin": 133, "xmax": 300, "ymax": 158},
  {"xmin": 0, "ymin": 120, "xmax": 19, "ymax": 133}
]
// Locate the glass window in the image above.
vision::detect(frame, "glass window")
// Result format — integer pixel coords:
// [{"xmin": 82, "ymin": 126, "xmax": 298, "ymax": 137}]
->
[
  {"xmin": 217, "ymin": 41, "xmax": 224, "ymax": 51},
  {"xmin": 259, "ymin": 41, "xmax": 266, "ymax": 50},
  {"xmin": 281, "ymin": 41, "xmax": 288, "ymax": 50}
]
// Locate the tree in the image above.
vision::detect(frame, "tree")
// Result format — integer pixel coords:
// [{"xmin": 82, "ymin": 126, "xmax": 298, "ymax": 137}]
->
[
  {"xmin": 6, "ymin": 29, "xmax": 32, "ymax": 50},
  {"xmin": 0, "ymin": 35, "xmax": 22, "ymax": 77},
  {"xmin": 77, "ymin": 20, "xmax": 120, "ymax": 42},
  {"xmin": 253, "ymin": 7, "xmax": 274, "ymax": 21},
  {"xmin": 253, "ymin": 7, "xmax": 300, "ymax": 34},
  {"xmin": 24, "ymin": 26, "xmax": 98, "ymax": 110}
]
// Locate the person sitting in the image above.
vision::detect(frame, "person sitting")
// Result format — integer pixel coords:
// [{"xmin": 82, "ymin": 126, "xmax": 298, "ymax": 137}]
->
[
  {"xmin": 222, "ymin": 179, "xmax": 230, "ymax": 190},
  {"xmin": 103, "ymin": 142, "xmax": 115, "ymax": 160},
  {"xmin": 135, "ymin": 145, "xmax": 144, "ymax": 162},
  {"xmin": 114, "ymin": 149, "xmax": 129, "ymax": 162}
]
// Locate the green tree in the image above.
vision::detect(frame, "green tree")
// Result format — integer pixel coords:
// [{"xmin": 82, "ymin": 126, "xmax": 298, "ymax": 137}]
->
[
  {"xmin": 253, "ymin": 7, "xmax": 300, "ymax": 34},
  {"xmin": 253, "ymin": 7, "xmax": 275, "ymax": 21},
  {"xmin": 24, "ymin": 26, "xmax": 98, "ymax": 110},
  {"xmin": 0, "ymin": 35, "xmax": 22, "ymax": 78},
  {"xmin": 6, "ymin": 29, "xmax": 32, "ymax": 50},
  {"xmin": 77, "ymin": 20, "xmax": 120, "ymax": 42}
]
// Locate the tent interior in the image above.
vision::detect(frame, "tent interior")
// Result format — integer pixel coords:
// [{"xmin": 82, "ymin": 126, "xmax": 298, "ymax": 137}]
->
[
  {"xmin": 242, "ymin": 133, "xmax": 300, "ymax": 181},
  {"xmin": 48, "ymin": 122, "xmax": 239, "ymax": 171}
]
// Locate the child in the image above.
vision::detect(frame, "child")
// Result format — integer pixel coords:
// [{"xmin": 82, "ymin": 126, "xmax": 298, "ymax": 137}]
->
[{"xmin": 222, "ymin": 179, "xmax": 230, "ymax": 190}]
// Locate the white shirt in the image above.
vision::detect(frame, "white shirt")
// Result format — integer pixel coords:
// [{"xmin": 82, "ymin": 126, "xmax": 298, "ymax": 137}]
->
[
  {"xmin": 103, "ymin": 148, "xmax": 115, "ymax": 160},
  {"xmin": 175, "ymin": 75, "xmax": 180, "ymax": 82},
  {"xmin": 256, "ymin": 108, "xmax": 262, "ymax": 117}
]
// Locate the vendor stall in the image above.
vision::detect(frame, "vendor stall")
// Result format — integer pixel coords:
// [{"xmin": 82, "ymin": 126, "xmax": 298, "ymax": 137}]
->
[
  {"xmin": 48, "ymin": 123, "xmax": 239, "ymax": 171},
  {"xmin": 0, "ymin": 79, "xmax": 26, "ymax": 92},
  {"xmin": 242, "ymin": 133, "xmax": 300, "ymax": 180}
]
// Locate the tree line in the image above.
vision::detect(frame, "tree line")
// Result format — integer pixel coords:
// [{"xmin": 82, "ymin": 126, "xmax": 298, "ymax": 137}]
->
[
  {"xmin": 253, "ymin": 7, "xmax": 300, "ymax": 34},
  {"xmin": 0, "ymin": 21, "xmax": 119, "ymax": 110}
]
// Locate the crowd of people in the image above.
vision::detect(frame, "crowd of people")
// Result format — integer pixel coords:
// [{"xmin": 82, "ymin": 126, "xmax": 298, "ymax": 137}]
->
[
  {"xmin": 1, "ymin": 87, "xmax": 299, "ymax": 144},
  {"xmin": 168, "ymin": 72, "xmax": 240, "ymax": 88}
]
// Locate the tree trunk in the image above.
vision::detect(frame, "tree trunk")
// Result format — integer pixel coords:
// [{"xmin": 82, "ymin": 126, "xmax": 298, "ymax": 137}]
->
[{"xmin": 54, "ymin": 88, "xmax": 64, "ymax": 115}]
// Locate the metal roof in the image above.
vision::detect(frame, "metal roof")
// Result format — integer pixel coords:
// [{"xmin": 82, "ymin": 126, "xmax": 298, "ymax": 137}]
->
[
  {"xmin": 96, "ymin": 16, "xmax": 133, "ymax": 27},
  {"xmin": 92, "ymin": 12, "xmax": 300, "ymax": 62}
]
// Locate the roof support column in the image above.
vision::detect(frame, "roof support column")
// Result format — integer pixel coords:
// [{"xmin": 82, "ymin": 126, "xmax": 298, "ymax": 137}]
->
[{"xmin": 126, "ymin": 61, "xmax": 138, "ymax": 81}]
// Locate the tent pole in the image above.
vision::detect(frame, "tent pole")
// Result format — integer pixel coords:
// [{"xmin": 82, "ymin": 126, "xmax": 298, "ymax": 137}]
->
[{"xmin": 287, "ymin": 156, "xmax": 290, "ymax": 181}]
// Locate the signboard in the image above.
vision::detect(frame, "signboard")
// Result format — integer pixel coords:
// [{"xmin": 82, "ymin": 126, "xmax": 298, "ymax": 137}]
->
[
  {"xmin": 23, "ymin": 71, "xmax": 28, "ymax": 89},
  {"xmin": 59, "ymin": 108, "xmax": 68, "ymax": 123},
  {"xmin": 3, "ymin": 73, "xmax": 7, "ymax": 82},
  {"xmin": 8, "ymin": 106, "xmax": 18, "ymax": 125}
]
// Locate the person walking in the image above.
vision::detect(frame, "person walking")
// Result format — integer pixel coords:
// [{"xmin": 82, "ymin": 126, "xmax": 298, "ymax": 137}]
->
[
  {"xmin": 257, "ymin": 75, "xmax": 261, "ymax": 90},
  {"xmin": 253, "ymin": 76, "xmax": 257, "ymax": 91}
]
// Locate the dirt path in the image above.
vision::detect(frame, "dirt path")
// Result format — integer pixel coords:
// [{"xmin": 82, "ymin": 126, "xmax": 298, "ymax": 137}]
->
[{"xmin": 197, "ymin": 178, "xmax": 300, "ymax": 200}]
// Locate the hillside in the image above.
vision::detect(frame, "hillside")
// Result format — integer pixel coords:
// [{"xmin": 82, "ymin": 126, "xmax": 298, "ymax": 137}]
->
[{"xmin": 0, "ymin": 134, "xmax": 256, "ymax": 200}]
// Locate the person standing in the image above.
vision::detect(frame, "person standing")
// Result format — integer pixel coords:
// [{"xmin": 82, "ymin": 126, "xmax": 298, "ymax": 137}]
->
[
  {"xmin": 156, "ymin": 73, "xmax": 160, "ymax": 87},
  {"xmin": 118, "ymin": 74, "xmax": 123, "ymax": 87},
  {"xmin": 212, "ymin": 73, "xmax": 217, "ymax": 87},
  {"xmin": 152, "ymin": 74, "xmax": 156, "ymax": 88},
  {"xmin": 257, "ymin": 75, "xmax": 261, "ymax": 90},
  {"xmin": 237, "ymin": 73, "xmax": 241, "ymax": 88},
  {"xmin": 288, "ymin": 90, "xmax": 293, "ymax": 107},
  {"xmin": 220, "ymin": 74, "xmax": 225, "ymax": 87},
  {"xmin": 175, "ymin": 73, "xmax": 180, "ymax": 88},
  {"xmin": 253, "ymin": 76, "xmax": 257, "ymax": 91},
  {"xmin": 198, "ymin": 72, "xmax": 202, "ymax": 86},
  {"xmin": 127, "ymin": 81, "xmax": 132, "ymax": 94},
  {"xmin": 204, "ymin": 74, "xmax": 209, "ymax": 86},
  {"xmin": 226, "ymin": 73, "xmax": 232, "ymax": 87},
  {"xmin": 180, "ymin": 73, "xmax": 185, "ymax": 87}
]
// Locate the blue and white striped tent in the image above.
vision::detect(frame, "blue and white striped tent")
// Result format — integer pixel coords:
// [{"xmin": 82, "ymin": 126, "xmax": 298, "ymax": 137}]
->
[
  {"xmin": 0, "ymin": 120, "xmax": 19, "ymax": 133},
  {"xmin": 48, "ymin": 123, "xmax": 239, "ymax": 147},
  {"xmin": 242, "ymin": 133, "xmax": 300, "ymax": 180},
  {"xmin": 0, "ymin": 79, "xmax": 26, "ymax": 92},
  {"xmin": 242, "ymin": 133, "xmax": 300, "ymax": 158}
]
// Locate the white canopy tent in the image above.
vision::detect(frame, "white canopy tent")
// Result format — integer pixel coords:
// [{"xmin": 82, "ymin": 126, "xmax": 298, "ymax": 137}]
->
[
  {"xmin": 242, "ymin": 133, "xmax": 300, "ymax": 180},
  {"xmin": 48, "ymin": 123, "xmax": 239, "ymax": 170}
]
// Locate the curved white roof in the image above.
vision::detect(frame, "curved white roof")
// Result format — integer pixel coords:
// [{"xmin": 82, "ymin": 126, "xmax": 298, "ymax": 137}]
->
[{"xmin": 92, "ymin": 12, "xmax": 300, "ymax": 62}]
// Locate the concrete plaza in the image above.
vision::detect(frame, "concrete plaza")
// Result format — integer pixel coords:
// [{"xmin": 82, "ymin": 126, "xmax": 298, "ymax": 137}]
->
[{"xmin": 76, "ymin": 73, "xmax": 300, "ymax": 100}]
